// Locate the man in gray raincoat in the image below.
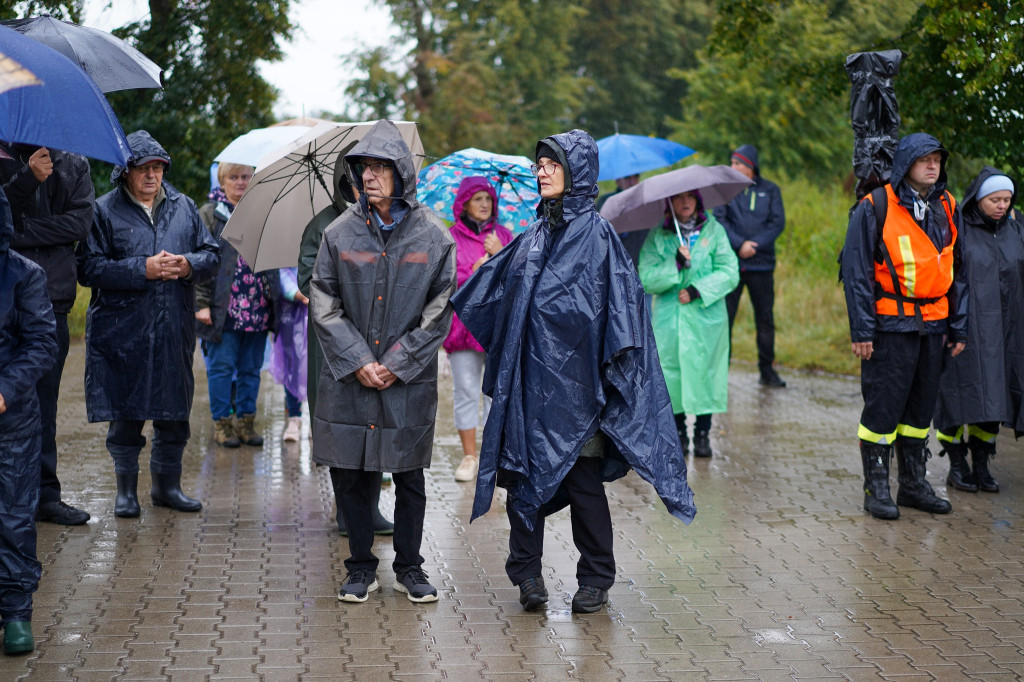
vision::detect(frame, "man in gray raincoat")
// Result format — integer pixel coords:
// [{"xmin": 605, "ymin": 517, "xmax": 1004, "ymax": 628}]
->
[{"xmin": 310, "ymin": 120, "xmax": 456, "ymax": 604}]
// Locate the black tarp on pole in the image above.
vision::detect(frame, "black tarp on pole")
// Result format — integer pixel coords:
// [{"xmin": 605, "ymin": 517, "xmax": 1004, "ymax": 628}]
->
[{"xmin": 845, "ymin": 49, "xmax": 904, "ymax": 200}]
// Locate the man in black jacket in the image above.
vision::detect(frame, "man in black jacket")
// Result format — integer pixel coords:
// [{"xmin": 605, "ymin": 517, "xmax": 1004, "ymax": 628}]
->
[
  {"xmin": 714, "ymin": 144, "xmax": 787, "ymax": 387},
  {"xmin": 0, "ymin": 143, "xmax": 94, "ymax": 526}
]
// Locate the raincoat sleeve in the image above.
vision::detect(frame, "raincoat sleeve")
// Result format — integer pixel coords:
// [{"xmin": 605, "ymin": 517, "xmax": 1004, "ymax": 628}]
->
[
  {"xmin": 841, "ymin": 199, "xmax": 879, "ymax": 343},
  {"xmin": 638, "ymin": 230, "xmax": 682, "ymax": 295},
  {"xmin": 309, "ymin": 233, "xmax": 376, "ymax": 384},
  {"xmin": 7, "ymin": 161, "xmax": 94, "ymax": 250},
  {"xmin": 0, "ymin": 266, "xmax": 57, "ymax": 411},
  {"xmin": 380, "ymin": 241, "xmax": 457, "ymax": 383},
  {"xmin": 751, "ymin": 183, "xmax": 785, "ymax": 248},
  {"xmin": 182, "ymin": 209, "xmax": 219, "ymax": 286},
  {"xmin": 77, "ymin": 208, "xmax": 148, "ymax": 291},
  {"xmin": 691, "ymin": 224, "xmax": 740, "ymax": 306},
  {"xmin": 947, "ymin": 204, "xmax": 968, "ymax": 343},
  {"xmin": 193, "ymin": 204, "xmax": 216, "ymax": 308}
]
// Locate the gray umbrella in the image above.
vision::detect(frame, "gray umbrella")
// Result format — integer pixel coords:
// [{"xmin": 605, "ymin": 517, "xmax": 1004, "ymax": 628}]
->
[
  {"xmin": 1, "ymin": 14, "xmax": 162, "ymax": 93},
  {"xmin": 599, "ymin": 164, "xmax": 753, "ymax": 234}
]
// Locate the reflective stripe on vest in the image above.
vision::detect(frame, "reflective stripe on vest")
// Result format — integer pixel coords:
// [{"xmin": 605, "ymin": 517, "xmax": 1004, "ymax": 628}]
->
[{"xmin": 868, "ymin": 184, "xmax": 957, "ymax": 324}]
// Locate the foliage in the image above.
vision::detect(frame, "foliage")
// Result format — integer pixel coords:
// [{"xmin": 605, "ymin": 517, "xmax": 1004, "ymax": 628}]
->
[
  {"xmin": 899, "ymin": 0, "xmax": 1024, "ymax": 181},
  {"xmin": 97, "ymin": 0, "xmax": 292, "ymax": 202},
  {"xmin": 0, "ymin": 0, "xmax": 81, "ymax": 22}
]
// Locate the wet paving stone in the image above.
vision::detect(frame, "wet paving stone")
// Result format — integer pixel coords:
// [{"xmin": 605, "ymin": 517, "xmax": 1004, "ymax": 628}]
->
[{"xmin": 2, "ymin": 343, "xmax": 1024, "ymax": 680}]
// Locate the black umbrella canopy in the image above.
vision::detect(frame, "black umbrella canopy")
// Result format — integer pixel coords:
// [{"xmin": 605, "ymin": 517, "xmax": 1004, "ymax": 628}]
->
[{"xmin": 1, "ymin": 14, "xmax": 162, "ymax": 93}]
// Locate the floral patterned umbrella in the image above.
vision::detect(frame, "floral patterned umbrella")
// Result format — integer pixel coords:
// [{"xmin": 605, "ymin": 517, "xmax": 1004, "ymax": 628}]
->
[{"xmin": 417, "ymin": 148, "xmax": 540, "ymax": 232}]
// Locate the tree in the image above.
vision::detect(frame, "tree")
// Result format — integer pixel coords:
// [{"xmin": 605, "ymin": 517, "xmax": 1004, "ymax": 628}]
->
[
  {"xmin": 674, "ymin": 0, "xmax": 916, "ymax": 179},
  {"xmin": 100, "ymin": 0, "xmax": 293, "ymax": 202},
  {"xmin": 900, "ymin": 0, "xmax": 1024, "ymax": 181},
  {"xmin": 0, "ymin": 1, "xmax": 81, "ymax": 22}
]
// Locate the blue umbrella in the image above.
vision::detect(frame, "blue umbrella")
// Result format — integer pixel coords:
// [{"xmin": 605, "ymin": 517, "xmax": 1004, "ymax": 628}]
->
[
  {"xmin": 417, "ymin": 148, "xmax": 540, "ymax": 233},
  {"xmin": 596, "ymin": 133, "xmax": 695, "ymax": 182},
  {"xmin": 0, "ymin": 25, "xmax": 131, "ymax": 166}
]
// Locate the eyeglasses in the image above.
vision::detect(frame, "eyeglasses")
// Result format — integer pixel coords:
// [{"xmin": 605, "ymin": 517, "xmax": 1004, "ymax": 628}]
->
[
  {"xmin": 530, "ymin": 162, "xmax": 561, "ymax": 177},
  {"xmin": 355, "ymin": 161, "xmax": 394, "ymax": 177}
]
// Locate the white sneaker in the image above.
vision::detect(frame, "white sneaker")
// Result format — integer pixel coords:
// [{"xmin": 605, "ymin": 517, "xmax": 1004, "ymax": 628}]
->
[
  {"xmin": 283, "ymin": 416, "xmax": 301, "ymax": 442},
  {"xmin": 454, "ymin": 455, "xmax": 479, "ymax": 482}
]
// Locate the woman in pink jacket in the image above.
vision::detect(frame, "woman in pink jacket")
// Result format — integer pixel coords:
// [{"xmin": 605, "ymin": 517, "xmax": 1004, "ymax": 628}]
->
[{"xmin": 444, "ymin": 176, "xmax": 514, "ymax": 482}]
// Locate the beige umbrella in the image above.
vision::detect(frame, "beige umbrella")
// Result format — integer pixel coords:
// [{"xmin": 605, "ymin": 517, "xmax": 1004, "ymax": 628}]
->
[
  {"xmin": 0, "ymin": 50, "xmax": 41, "ymax": 95},
  {"xmin": 222, "ymin": 120, "xmax": 424, "ymax": 272}
]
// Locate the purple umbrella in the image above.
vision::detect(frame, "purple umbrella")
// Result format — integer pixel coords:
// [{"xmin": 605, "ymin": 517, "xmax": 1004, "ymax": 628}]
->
[{"xmin": 599, "ymin": 164, "xmax": 753, "ymax": 234}]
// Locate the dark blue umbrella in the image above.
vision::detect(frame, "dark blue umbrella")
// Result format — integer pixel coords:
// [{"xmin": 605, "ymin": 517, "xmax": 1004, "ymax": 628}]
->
[
  {"xmin": 596, "ymin": 133, "xmax": 695, "ymax": 182},
  {"xmin": 0, "ymin": 25, "xmax": 131, "ymax": 166}
]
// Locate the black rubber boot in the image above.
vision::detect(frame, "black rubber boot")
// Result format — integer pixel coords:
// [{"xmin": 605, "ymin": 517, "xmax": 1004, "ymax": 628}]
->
[
  {"xmin": 151, "ymin": 472, "xmax": 202, "ymax": 512},
  {"xmin": 860, "ymin": 442, "xmax": 899, "ymax": 520},
  {"xmin": 674, "ymin": 414, "xmax": 689, "ymax": 455},
  {"xmin": 114, "ymin": 473, "xmax": 141, "ymax": 518},
  {"xmin": 895, "ymin": 442, "xmax": 951, "ymax": 513},
  {"xmin": 968, "ymin": 437, "xmax": 999, "ymax": 493},
  {"xmin": 938, "ymin": 440, "xmax": 977, "ymax": 492},
  {"xmin": 692, "ymin": 431, "xmax": 712, "ymax": 458}
]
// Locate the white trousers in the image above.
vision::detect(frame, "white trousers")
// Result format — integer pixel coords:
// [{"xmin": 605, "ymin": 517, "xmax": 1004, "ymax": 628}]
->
[{"xmin": 450, "ymin": 350, "xmax": 491, "ymax": 431}]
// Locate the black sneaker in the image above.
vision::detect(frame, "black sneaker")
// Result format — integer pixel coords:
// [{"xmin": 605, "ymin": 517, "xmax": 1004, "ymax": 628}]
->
[
  {"xmin": 337, "ymin": 569, "xmax": 379, "ymax": 603},
  {"xmin": 759, "ymin": 368, "xmax": 786, "ymax": 387},
  {"xmin": 394, "ymin": 567, "xmax": 439, "ymax": 603},
  {"xmin": 571, "ymin": 585, "xmax": 609, "ymax": 614},
  {"xmin": 36, "ymin": 500, "xmax": 90, "ymax": 526},
  {"xmin": 518, "ymin": 576, "xmax": 548, "ymax": 611}
]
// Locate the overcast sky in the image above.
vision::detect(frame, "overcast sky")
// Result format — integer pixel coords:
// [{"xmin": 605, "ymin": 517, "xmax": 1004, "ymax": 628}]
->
[{"xmin": 84, "ymin": 0, "xmax": 397, "ymax": 118}]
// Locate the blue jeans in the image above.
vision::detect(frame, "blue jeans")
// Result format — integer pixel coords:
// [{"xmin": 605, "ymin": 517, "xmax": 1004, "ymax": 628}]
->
[{"xmin": 206, "ymin": 330, "xmax": 267, "ymax": 420}]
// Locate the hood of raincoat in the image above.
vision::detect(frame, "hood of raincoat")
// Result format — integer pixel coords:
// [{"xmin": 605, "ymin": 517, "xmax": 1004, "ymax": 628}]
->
[
  {"xmin": 452, "ymin": 175, "xmax": 498, "ymax": 226},
  {"xmin": 451, "ymin": 129, "xmax": 695, "ymax": 530},
  {"xmin": 534, "ymin": 129, "xmax": 599, "ymax": 225},
  {"xmin": 890, "ymin": 132, "xmax": 948, "ymax": 199},
  {"xmin": 962, "ymin": 165, "xmax": 1017, "ymax": 230},
  {"xmin": 110, "ymin": 130, "xmax": 171, "ymax": 184},
  {"xmin": 731, "ymin": 144, "xmax": 760, "ymax": 175},
  {"xmin": 344, "ymin": 119, "xmax": 417, "ymax": 218}
]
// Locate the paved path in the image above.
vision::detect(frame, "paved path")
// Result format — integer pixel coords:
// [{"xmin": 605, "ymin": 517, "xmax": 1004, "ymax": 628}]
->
[{"xmin": 3, "ymin": 342, "xmax": 1024, "ymax": 680}]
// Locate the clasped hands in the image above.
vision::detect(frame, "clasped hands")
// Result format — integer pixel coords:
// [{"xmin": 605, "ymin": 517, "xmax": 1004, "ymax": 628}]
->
[
  {"xmin": 146, "ymin": 250, "xmax": 192, "ymax": 280},
  {"xmin": 356, "ymin": 362, "xmax": 396, "ymax": 390}
]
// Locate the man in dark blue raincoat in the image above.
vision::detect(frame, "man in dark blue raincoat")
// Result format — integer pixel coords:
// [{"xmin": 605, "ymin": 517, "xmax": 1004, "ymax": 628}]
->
[
  {"xmin": 451, "ymin": 129, "xmax": 695, "ymax": 615},
  {"xmin": 0, "ymin": 186, "xmax": 58, "ymax": 654},
  {"xmin": 77, "ymin": 131, "xmax": 219, "ymax": 518}
]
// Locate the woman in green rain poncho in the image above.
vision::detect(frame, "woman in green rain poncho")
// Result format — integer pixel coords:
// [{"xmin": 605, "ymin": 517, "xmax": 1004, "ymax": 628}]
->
[{"xmin": 639, "ymin": 190, "xmax": 739, "ymax": 458}]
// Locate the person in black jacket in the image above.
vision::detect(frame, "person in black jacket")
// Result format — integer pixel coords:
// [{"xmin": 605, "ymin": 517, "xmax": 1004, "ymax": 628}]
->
[
  {"xmin": 77, "ymin": 131, "xmax": 219, "ymax": 518},
  {"xmin": 0, "ymin": 185, "xmax": 58, "ymax": 655},
  {"xmin": 0, "ymin": 143, "xmax": 93, "ymax": 526},
  {"xmin": 841, "ymin": 133, "xmax": 968, "ymax": 521},
  {"xmin": 714, "ymin": 144, "xmax": 787, "ymax": 387},
  {"xmin": 933, "ymin": 169, "xmax": 1023, "ymax": 494}
]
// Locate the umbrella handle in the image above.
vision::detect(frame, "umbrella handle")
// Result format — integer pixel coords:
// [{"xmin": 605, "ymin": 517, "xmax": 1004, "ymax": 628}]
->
[{"xmin": 672, "ymin": 211, "xmax": 691, "ymax": 269}]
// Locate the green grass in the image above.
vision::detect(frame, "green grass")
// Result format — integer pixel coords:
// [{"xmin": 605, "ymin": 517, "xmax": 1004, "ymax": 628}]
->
[
  {"xmin": 729, "ymin": 177, "xmax": 860, "ymax": 376},
  {"xmin": 69, "ymin": 285, "xmax": 89, "ymax": 340}
]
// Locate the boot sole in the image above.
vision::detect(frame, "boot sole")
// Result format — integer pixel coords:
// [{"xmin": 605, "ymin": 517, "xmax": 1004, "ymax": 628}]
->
[
  {"xmin": 394, "ymin": 581, "xmax": 439, "ymax": 603},
  {"xmin": 152, "ymin": 499, "xmax": 202, "ymax": 512}
]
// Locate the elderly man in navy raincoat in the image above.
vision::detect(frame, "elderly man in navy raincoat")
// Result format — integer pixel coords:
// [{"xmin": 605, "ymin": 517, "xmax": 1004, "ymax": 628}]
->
[
  {"xmin": 451, "ymin": 129, "xmax": 695, "ymax": 614},
  {"xmin": 0, "ymin": 186, "xmax": 57, "ymax": 654},
  {"xmin": 77, "ymin": 131, "xmax": 219, "ymax": 519}
]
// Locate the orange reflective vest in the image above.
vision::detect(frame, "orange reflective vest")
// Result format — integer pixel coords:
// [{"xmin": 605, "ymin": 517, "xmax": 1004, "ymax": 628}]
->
[{"xmin": 866, "ymin": 184, "xmax": 957, "ymax": 328}]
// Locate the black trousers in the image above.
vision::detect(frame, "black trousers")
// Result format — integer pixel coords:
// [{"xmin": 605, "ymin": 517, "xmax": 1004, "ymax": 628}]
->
[
  {"xmin": 859, "ymin": 332, "xmax": 944, "ymax": 445},
  {"xmin": 333, "ymin": 467, "xmax": 425, "ymax": 575},
  {"xmin": 726, "ymin": 269, "xmax": 776, "ymax": 370},
  {"xmin": 37, "ymin": 313, "xmax": 69, "ymax": 505},
  {"xmin": 106, "ymin": 420, "xmax": 191, "ymax": 475},
  {"xmin": 0, "ymin": 432, "xmax": 41, "ymax": 622},
  {"xmin": 505, "ymin": 457, "xmax": 615, "ymax": 590}
]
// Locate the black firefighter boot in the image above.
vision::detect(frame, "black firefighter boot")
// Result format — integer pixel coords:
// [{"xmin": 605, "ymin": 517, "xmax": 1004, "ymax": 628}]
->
[
  {"xmin": 968, "ymin": 436, "xmax": 999, "ymax": 493},
  {"xmin": 895, "ymin": 441, "xmax": 952, "ymax": 514},
  {"xmin": 938, "ymin": 440, "xmax": 977, "ymax": 492},
  {"xmin": 151, "ymin": 472, "xmax": 203, "ymax": 512},
  {"xmin": 114, "ymin": 472, "xmax": 141, "ymax": 518},
  {"xmin": 860, "ymin": 442, "xmax": 899, "ymax": 520}
]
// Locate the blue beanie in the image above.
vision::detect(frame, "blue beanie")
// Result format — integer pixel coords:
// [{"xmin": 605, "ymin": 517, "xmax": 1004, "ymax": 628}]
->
[{"xmin": 977, "ymin": 174, "xmax": 1014, "ymax": 200}]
